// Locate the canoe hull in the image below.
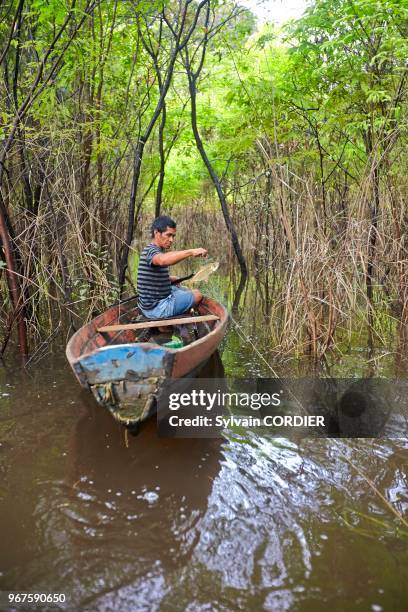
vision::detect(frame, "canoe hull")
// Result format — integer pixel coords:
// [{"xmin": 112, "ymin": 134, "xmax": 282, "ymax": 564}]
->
[{"xmin": 66, "ymin": 297, "xmax": 228, "ymax": 426}]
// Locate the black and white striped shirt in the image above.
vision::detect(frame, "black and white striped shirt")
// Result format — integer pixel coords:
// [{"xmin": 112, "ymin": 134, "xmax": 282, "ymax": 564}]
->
[{"xmin": 137, "ymin": 243, "xmax": 171, "ymax": 310}]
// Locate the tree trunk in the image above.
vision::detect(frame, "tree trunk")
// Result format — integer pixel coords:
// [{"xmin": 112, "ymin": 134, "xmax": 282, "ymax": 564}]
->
[
  {"xmin": 364, "ymin": 128, "xmax": 380, "ymax": 352},
  {"xmin": 188, "ymin": 72, "xmax": 247, "ymax": 277},
  {"xmin": 118, "ymin": 138, "xmax": 145, "ymax": 290},
  {"xmin": 0, "ymin": 195, "xmax": 28, "ymax": 356},
  {"xmin": 155, "ymin": 103, "xmax": 166, "ymax": 217}
]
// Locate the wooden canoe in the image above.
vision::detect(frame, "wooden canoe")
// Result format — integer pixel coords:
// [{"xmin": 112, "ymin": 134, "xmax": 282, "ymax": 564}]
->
[{"xmin": 65, "ymin": 296, "xmax": 228, "ymax": 427}]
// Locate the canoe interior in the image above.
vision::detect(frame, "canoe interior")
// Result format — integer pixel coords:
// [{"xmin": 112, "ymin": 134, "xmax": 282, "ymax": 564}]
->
[{"xmin": 66, "ymin": 297, "xmax": 225, "ymax": 361}]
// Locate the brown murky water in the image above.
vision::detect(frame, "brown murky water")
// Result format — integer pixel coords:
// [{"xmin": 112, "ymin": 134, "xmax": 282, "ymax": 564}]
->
[{"xmin": 0, "ymin": 309, "xmax": 407, "ymax": 609}]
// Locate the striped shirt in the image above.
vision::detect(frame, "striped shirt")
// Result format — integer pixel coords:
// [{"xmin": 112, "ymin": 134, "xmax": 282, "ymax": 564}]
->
[{"xmin": 137, "ymin": 243, "xmax": 171, "ymax": 310}]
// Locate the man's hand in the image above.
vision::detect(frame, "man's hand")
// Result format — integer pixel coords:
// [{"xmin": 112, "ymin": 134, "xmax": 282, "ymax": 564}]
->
[{"xmin": 191, "ymin": 248, "xmax": 208, "ymax": 258}]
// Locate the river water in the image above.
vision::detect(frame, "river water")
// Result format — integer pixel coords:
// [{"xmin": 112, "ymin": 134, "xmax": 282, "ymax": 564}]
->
[{"xmin": 0, "ymin": 301, "xmax": 407, "ymax": 610}]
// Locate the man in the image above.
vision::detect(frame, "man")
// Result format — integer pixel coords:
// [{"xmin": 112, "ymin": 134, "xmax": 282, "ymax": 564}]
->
[{"xmin": 137, "ymin": 215, "xmax": 207, "ymax": 319}]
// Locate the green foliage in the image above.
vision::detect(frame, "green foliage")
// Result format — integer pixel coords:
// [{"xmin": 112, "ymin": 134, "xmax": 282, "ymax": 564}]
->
[{"xmin": 0, "ymin": 0, "xmax": 406, "ymax": 343}]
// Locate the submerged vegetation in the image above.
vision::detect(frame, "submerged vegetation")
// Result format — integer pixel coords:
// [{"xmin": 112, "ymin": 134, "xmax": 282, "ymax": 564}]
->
[{"xmin": 0, "ymin": 0, "xmax": 406, "ymax": 364}]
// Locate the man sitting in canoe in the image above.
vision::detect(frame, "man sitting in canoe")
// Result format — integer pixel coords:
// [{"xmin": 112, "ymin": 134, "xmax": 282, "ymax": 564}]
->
[{"xmin": 137, "ymin": 215, "xmax": 207, "ymax": 319}]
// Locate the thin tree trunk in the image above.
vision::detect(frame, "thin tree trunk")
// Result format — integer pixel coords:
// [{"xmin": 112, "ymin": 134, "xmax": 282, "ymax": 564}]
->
[
  {"xmin": 364, "ymin": 124, "xmax": 380, "ymax": 352},
  {"xmin": 187, "ymin": 71, "xmax": 247, "ymax": 277},
  {"xmin": 118, "ymin": 138, "xmax": 145, "ymax": 291},
  {"xmin": 0, "ymin": 196, "xmax": 28, "ymax": 356},
  {"xmin": 155, "ymin": 103, "xmax": 166, "ymax": 217}
]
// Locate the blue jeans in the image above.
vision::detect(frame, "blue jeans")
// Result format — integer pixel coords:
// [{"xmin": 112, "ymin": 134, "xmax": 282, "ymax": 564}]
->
[{"xmin": 140, "ymin": 286, "xmax": 194, "ymax": 319}]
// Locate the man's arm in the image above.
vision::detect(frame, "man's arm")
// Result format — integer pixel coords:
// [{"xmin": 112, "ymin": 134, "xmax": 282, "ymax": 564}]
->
[{"xmin": 152, "ymin": 248, "xmax": 207, "ymax": 266}]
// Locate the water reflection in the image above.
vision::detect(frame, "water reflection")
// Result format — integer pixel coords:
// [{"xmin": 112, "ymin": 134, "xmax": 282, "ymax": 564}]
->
[
  {"xmin": 0, "ymin": 285, "xmax": 407, "ymax": 610},
  {"xmin": 62, "ymin": 398, "xmax": 222, "ymax": 608}
]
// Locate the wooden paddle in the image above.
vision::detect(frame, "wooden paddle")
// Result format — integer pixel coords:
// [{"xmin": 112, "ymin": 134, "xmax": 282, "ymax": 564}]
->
[{"xmin": 186, "ymin": 261, "xmax": 219, "ymax": 284}]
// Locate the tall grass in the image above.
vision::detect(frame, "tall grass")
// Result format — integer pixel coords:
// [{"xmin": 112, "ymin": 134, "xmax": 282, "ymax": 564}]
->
[{"xmin": 0, "ymin": 136, "xmax": 406, "ymax": 365}]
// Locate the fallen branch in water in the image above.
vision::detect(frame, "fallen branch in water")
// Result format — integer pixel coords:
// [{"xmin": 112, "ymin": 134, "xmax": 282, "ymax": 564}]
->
[{"xmin": 340, "ymin": 452, "xmax": 408, "ymax": 529}]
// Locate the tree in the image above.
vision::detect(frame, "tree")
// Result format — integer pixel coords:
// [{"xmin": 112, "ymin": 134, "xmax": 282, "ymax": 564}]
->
[
  {"xmin": 286, "ymin": 0, "xmax": 407, "ymax": 342},
  {"xmin": 117, "ymin": 0, "xmax": 210, "ymax": 293},
  {"xmin": 0, "ymin": 0, "xmax": 99, "ymax": 356}
]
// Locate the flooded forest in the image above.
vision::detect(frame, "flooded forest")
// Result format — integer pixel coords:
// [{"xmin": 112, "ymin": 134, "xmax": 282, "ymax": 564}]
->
[
  {"xmin": 0, "ymin": 0, "xmax": 406, "ymax": 366},
  {"xmin": 0, "ymin": 0, "xmax": 407, "ymax": 610}
]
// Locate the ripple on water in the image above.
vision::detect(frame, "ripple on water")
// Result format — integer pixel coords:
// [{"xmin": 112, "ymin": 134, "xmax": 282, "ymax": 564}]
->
[
  {"xmin": 174, "ymin": 432, "xmax": 407, "ymax": 608},
  {"xmin": 1, "ymin": 358, "xmax": 406, "ymax": 611}
]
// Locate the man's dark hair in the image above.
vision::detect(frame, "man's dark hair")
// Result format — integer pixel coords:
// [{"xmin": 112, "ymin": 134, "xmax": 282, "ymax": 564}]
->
[{"xmin": 151, "ymin": 215, "xmax": 176, "ymax": 237}]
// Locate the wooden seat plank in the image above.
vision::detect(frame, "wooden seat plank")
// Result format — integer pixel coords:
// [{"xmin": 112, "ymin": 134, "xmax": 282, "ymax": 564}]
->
[{"xmin": 98, "ymin": 314, "xmax": 219, "ymax": 333}]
